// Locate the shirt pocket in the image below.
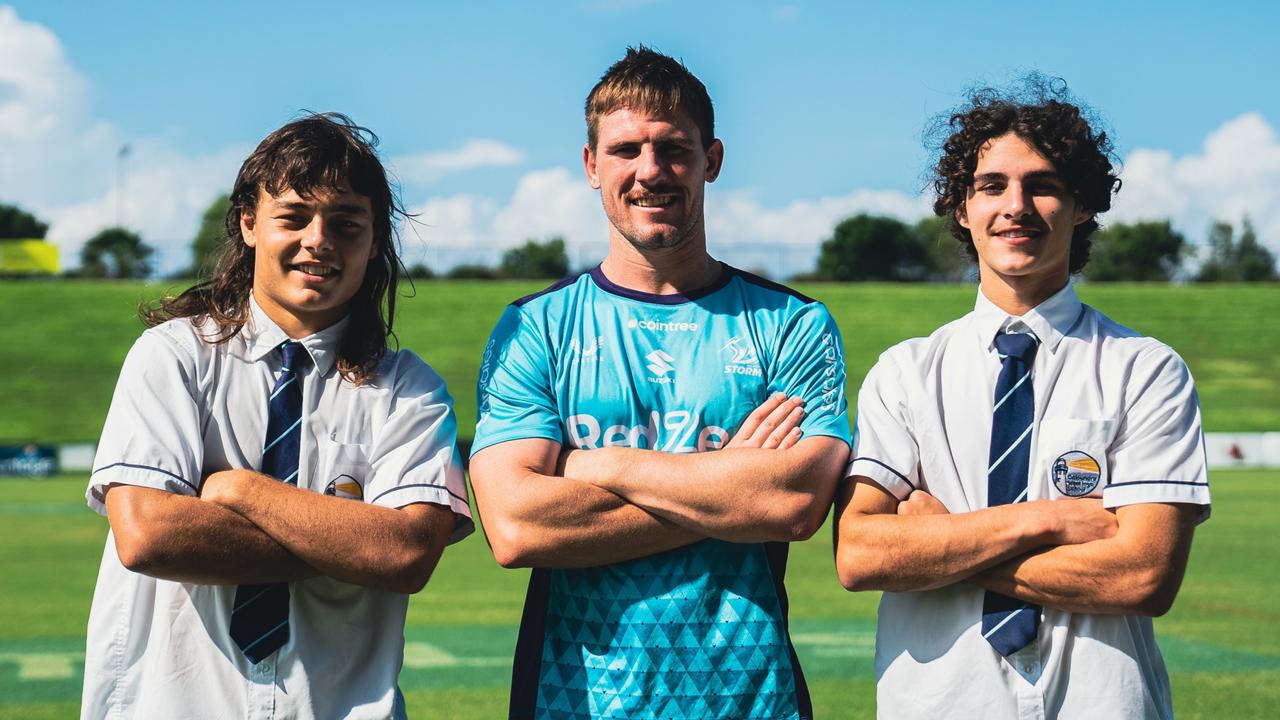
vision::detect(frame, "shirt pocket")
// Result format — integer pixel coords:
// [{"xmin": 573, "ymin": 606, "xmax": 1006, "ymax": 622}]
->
[
  {"xmin": 316, "ymin": 438, "xmax": 371, "ymax": 501},
  {"xmin": 1036, "ymin": 419, "xmax": 1114, "ymax": 498}
]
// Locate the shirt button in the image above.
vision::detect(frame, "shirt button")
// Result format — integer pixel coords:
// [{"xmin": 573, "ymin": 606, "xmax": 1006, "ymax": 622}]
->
[{"xmin": 1023, "ymin": 664, "xmax": 1034, "ymax": 673}]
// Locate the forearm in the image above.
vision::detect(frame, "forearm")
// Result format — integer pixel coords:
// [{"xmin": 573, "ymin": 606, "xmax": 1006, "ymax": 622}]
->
[
  {"xmin": 474, "ymin": 469, "xmax": 701, "ymax": 568},
  {"xmin": 569, "ymin": 437, "xmax": 848, "ymax": 543},
  {"xmin": 970, "ymin": 503, "xmax": 1198, "ymax": 615},
  {"xmin": 104, "ymin": 485, "xmax": 315, "ymax": 585},
  {"xmin": 205, "ymin": 470, "xmax": 454, "ymax": 593},
  {"xmin": 836, "ymin": 503, "xmax": 1060, "ymax": 592}
]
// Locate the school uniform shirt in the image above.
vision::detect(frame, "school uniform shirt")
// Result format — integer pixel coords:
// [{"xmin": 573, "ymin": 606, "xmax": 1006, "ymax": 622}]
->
[
  {"xmin": 847, "ymin": 282, "xmax": 1210, "ymax": 720},
  {"xmin": 82, "ymin": 296, "xmax": 473, "ymax": 720}
]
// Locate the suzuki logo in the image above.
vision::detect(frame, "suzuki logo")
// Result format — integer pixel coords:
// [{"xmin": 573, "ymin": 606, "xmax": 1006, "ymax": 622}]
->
[{"xmin": 645, "ymin": 349, "xmax": 676, "ymax": 376}]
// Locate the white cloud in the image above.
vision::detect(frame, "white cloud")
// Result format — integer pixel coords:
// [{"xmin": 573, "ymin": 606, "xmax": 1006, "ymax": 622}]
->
[
  {"xmin": 390, "ymin": 139, "xmax": 525, "ymax": 185},
  {"xmin": 1113, "ymin": 112, "xmax": 1280, "ymax": 253},
  {"xmin": 0, "ymin": 6, "xmax": 240, "ymax": 274}
]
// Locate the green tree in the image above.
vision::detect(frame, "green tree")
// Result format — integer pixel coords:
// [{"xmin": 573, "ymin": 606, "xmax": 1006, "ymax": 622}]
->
[
  {"xmin": 1087, "ymin": 221, "xmax": 1190, "ymax": 281},
  {"xmin": 815, "ymin": 214, "xmax": 928, "ymax": 281},
  {"xmin": 190, "ymin": 194, "xmax": 231, "ymax": 276},
  {"xmin": 1196, "ymin": 217, "xmax": 1278, "ymax": 282},
  {"xmin": 80, "ymin": 227, "xmax": 154, "ymax": 279},
  {"xmin": 0, "ymin": 203, "xmax": 49, "ymax": 239},
  {"xmin": 500, "ymin": 236, "xmax": 569, "ymax": 279},
  {"xmin": 915, "ymin": 215, "xmax": 972, "ymax": 281}
]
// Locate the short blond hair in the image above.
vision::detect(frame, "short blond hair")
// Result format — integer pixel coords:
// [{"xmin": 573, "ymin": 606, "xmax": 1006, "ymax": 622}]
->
[{"xmin": 585, "ymin": 46, "xmax": 715, "ymax": 151}]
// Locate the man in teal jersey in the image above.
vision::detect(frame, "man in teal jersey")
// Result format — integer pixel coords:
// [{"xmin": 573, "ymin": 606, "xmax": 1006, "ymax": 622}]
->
[{"xmin": 470, "ymin": 47, "xmax": 852, "ymax": 719}]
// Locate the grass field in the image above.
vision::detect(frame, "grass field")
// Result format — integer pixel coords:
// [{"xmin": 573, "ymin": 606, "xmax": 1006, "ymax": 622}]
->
[
  {"xmin": 0, "ymin": 280, "xmax": 1277, "ymax": 444},
  {"xmin": 1, "ymin": 470, "xmax": 1276, "ymax": 719}
]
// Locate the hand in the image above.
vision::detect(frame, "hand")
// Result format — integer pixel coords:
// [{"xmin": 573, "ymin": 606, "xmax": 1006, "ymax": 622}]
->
[
  {"xmin": 1047, "ymin": 498, "xmax": 1119, "ymax": 546},
  {"xmin": 200, "ymin": 469, "xmax": 250, "ymax": 508},
  {"xmin": 726, "ymin": 394, "xmax": 805, "ymax": 450},
  {"xmin": 897, "ymin": 489, "xmax": 948, "ymax": 515}
]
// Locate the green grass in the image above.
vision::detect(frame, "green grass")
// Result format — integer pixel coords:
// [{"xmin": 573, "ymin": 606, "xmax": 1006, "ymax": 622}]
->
[
  {"xmin": 1, "ymin": 470, "xmax": 1276, "ymax": 718},
  {"xmin": 0, "ymin": 280, "xmax": 1277, "ymax": 443}
]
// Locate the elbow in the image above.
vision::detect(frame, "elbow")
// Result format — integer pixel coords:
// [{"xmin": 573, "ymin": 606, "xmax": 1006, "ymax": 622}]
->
[
  {"xmin": 766, "ymin": 492, "xmax": 831, "ymax": 543},
  {"xmin": 382, "ymin": 543, "xmax": 445, "ymax": 594},
  {"xmin": 485, "ymin": 521, "xmax": 538, "ymax": 569},
  {"xmin": 1124, "ymin": 568, "xmax": 1182, "ymax": 617},
  {"xmin": 112, "ymin": 526, "xmax": 165, "ymax": 575},
  {"xmin": 835, "ymin": 546, "xmax": 878, "ymax": 592}
]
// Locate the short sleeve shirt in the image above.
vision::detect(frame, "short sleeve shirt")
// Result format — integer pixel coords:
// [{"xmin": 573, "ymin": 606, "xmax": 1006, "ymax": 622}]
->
[
  {"xmin": 82, "ymin": 297, "xmax": 473, "ymax": 720},
  {"xmin": 474, "ymin": 264, "xmax": 852, "ymax": 720},
  {"xmin": 847, "ymin": 282, "xmax": 1210, "ymax": 720}
]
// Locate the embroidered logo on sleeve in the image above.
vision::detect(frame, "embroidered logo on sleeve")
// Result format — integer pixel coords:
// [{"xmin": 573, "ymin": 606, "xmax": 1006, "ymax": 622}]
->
[{"xmin": 1051, "ymin": 451, "xmax": 1101, "ymax": 496}]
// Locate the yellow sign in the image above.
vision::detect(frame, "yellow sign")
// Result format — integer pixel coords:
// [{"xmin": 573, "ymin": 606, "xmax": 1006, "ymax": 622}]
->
[{"xmin": 0, "ymin": 239, "xmax": 59, "ymax": 274}]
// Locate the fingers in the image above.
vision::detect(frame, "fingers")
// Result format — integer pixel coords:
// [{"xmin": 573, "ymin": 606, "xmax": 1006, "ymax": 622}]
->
[
  {"xmin": 729, "ymin": 394, "xmax": 805, "ymax": 449},
  {"xmin": 897, "ymin": 490, "xmax": 948, "ymax": 516}
]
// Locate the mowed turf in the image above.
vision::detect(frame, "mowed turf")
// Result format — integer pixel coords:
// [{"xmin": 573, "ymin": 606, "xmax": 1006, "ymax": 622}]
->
[
  {"xmin": 1, "ymin": 471, "xmax": 1276, "ymax": 719},
  {"xmin": 0, "ymin": 280, "xmax": 1277, "ymax": 444}
]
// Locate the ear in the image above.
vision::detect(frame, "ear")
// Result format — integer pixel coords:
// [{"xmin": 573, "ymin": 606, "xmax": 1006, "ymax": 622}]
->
[
  {"xmin": 704, "ymin": 139, "xmax": 724, "ymax": 183},
  {"xmin": 955, "ymin": 204, "xmax": 970, "ymax": 230},
  {"xmin": 583, "ymin": 144, "xmax": 601, "ymax": 189},
  {"xmin": 1073, "ymin": 204, "xmax": 1094, "ymax": 227},
  {"xmin": 240, "ymin": 209, "xmax": 258, "ymax": 248}
]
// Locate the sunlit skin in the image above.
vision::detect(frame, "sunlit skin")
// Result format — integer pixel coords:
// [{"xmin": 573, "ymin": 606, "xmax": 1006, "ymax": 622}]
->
[
  {"xmin": 241, "ymin": 185, "xmax": 377, "ymax": 338},
  {"xmin": 958, "ymin": 132, "xmax": 1093, "ymax": 315},
  {"xmin": 584, "ymin": 108, "xmax": 724, "ymax": 294}
]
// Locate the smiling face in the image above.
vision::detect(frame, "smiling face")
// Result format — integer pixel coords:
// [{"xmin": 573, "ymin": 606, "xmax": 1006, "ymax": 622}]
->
[
  {"xmin": 241, "ymin": 184, "xmax": 376, "ymax": 338},
  {"xmin": 959, "ymin": 132, "xmax": 1092, "ymax": 304},
  {"xmin": 584, "ymin": 107, "xmax": 723, "ymax": 254}
]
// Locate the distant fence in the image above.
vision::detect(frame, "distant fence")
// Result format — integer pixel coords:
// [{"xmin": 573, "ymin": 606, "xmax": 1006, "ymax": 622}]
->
[{"xmin": 3, "ymin": 433, "xmax": 1275, "ymax": 478}]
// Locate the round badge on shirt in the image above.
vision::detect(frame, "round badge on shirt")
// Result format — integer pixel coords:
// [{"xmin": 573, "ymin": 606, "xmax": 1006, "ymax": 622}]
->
[
  {"xmin": 324, "ymin": 474, "xmax": 364, "ymax": 500},
  {"xmin": 1051, "ymin": 451, "xmax": 1102, "ymax": 497}
]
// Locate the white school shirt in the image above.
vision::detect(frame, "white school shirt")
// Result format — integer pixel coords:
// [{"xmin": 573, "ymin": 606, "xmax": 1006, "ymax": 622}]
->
[
  {"xmin": 83, "ymin": 297, "xmax": 473, "ymax": 720},
  {"xmin": 847, "ymin": 282, "xmax": 1210, "ymax": 720}
]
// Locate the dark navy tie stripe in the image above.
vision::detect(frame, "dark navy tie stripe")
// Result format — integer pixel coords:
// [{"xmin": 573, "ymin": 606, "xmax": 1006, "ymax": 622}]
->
[
  {"xmin": 230, "ymin": 340, "xmax": 306, "ymax": 664},
  {"xmin": 982, "ymin": 331, "xmax": 1041, "ymax": 658}
]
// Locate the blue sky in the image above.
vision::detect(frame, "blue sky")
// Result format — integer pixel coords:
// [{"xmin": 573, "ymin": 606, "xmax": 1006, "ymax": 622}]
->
[{"xmin": 3, "ymin": 1, "xmax": 1279, "ymax": 276}]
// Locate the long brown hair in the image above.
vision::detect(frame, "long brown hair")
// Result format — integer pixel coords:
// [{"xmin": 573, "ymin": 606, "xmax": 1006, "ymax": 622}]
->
[{"xmin": 143, "ymin": 112, "xmax": 406, "ymax": 383}]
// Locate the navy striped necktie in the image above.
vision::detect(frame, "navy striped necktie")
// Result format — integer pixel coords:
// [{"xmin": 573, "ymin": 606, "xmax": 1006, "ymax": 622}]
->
[
  {"xmin": 230, "ymin": 340, "xmax": 306, "ymax": 664},
  {"xmin": 982, "ymin": 331, "xmax": 1040, "ymax": 657}
]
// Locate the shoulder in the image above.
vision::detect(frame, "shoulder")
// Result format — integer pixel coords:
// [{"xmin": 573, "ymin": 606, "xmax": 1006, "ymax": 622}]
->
[
  {"xmin": 729, "ymin": 267, "xmax": 818, "ymax": 305},
  {"xmin": 1075, "ymin": 304, "xmax": 1191, "ymax": 377},
  {"xmin": 877, "ymin": 316, "xmax": 968, "ymax": 372},
  {"xmin": 374, "ymin": 348, "xmax": 450, "ymax": 399},
  {"xmin": 510, "ymin": 270, "xmax": 592, "ymax": 311}
]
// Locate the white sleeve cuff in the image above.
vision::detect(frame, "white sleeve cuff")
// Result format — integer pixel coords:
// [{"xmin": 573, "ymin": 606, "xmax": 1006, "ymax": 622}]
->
[
  {"xmin": 1102, "ymin": 480, "xmax": 1212, "ymax": 522},
  {"xmin": 87, "ymin": 462, "xmax": 199, "ymax": 515},
  {"xmin": 846, "ymin": 457, "xmax": 916, "ymax": 501}
]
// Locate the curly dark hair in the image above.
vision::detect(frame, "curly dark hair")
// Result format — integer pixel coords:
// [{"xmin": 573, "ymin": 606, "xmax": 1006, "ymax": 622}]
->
[
  {"xmin": 141, "ymin": 112, "xmax": 407, "ymax": 384},
  {"xmin": 928, "ymin": 76, "xmax": 1121, "ymax": 274}
]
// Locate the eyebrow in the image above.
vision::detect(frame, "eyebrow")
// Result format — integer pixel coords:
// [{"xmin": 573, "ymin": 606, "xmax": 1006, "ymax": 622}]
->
[
  {"xmin": 272, "ymin": 200, "xmax": 370, "ymax": 215},
  {"xmin": 973, "ymin": 170, "xmax": 1065, "ymax": 183}
]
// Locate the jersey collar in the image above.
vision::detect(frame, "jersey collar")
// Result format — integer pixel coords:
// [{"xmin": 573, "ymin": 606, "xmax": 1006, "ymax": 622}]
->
[
  {"xmin": 588, "ymin": 262, "xmax": 734, "ymax": 305},
  {"xmin": 245, "ymin": 294, "xmax": 347, "ymax": 376},
  {"xmin": 973, "ymin": 281, "xmax": 1083, "ymax": 355}
]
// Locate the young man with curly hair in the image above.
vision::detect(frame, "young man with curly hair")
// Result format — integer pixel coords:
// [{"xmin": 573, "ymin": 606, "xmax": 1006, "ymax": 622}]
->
[
  {"xmin": 834, "ymin": 86, "xmax": 1210, "ymax": 719},
  {"xmin": 82, "ymin": 113, "xmax": 472, "ymax": 720}
]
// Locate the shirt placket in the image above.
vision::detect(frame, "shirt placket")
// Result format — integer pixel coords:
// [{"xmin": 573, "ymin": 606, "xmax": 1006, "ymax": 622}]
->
[
  {"xmin": 247, "ymin": 654, "xmax": 278, "ymax": 718},
  {"xmin": 1011, "ymin": 643, "xmax": 1045, "ymax": 720}
]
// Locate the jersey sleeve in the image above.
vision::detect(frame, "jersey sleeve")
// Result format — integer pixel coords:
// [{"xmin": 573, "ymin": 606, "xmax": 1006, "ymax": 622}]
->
[
  {"xmin": 845, "ymin": 350, "xmax": 921, "ymax": 501},
  {"xmin": 471, "ymin": 304, "xmax": 563, "ymax": 454},
  {"xmin": 87, "ymin": 328, "xmax": 204, "ymax": 515},
  {"xmin": 768, "ymin": 302, "xmax": 853, "ymax": 444},
  {"xmin": 1102, "ymin": 347, "xmax": 1211, "ymax": 518},
  {"xmin": 363, "ymin": 355, "xmax": 474, "ymax": 544}
]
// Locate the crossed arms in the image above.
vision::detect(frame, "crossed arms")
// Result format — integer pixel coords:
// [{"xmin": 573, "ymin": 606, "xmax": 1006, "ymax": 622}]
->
[
  {"xmin": 834, "ymin": 479, "xmax": 1198, "ymax": 616},
  {"xmin": 105, "ymin": 476, "xmax": 456, "ymax": 594},
  {"xmin": 470, "ymin": 395, "xmax": 850, "ymax": 569}
]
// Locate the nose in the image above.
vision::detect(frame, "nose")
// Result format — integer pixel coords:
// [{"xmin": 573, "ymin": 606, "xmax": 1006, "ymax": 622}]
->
[
  {"xmin": 1002, "ymin": 183, "xmax": 1032, "ymax": 219},
  {"xmin": 636, "ymin": 145, "xmax": 664, "ymax": 184},
  {"xmin": 299, "ymin": 215, "xmax": 332, "ymax": 253}
]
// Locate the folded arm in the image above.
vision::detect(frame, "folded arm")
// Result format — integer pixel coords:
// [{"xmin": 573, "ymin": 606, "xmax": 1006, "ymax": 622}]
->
[
  {"xmin": 199, "ymin": 470, "xmax": 456, "ymax": 593},
  {"xmin": 104, "ymin": 484, "xmax": 317, "ymax": 585},
  {"xmin": 469, "ymin": 437, "xmax": 702, "ymax": 569},
  {"xmin": 834, "ymin": 478, "xmax": 1118, "ymax": 592},
  {"xmin": 970, "ymin": 502, "xmax": 1198, "ymax": 615}
]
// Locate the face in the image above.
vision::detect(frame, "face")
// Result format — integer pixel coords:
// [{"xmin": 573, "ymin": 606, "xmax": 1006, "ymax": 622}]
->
[
  {"xmin": 584, "ymin": 107, "xmax": 723, "ymax": 252},
  {"xmin": 958, "ymin": 132, "xmax": 1091, "ymax": 286},
  {"xmin": 241, "ymin": 184, "xmax": 376, "ymax": 338}
]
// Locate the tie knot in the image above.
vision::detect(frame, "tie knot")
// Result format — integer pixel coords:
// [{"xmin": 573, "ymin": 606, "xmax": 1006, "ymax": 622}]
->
[
  {"xmin": 279, "ymin": 341, "xmax": 306, "ymax": 373},
  {"xmin": 995, "ymin": 332, "xmax": 1039, "ymax": 363}
]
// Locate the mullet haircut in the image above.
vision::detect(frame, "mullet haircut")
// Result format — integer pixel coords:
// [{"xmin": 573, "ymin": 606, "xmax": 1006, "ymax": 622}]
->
[
  {"xmin": 142, "ymin": 112, "xmax": 407, "ymax": 384},
  {"xmin": 928, "ymin": 75, "xmax": 1121, "ymax": 274},
  {"xmin": 586, "ymin": 45, "xmax": 715, "ymax": 150}
]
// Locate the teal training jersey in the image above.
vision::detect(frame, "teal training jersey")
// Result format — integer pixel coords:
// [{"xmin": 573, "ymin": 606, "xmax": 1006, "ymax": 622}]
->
[{"xmin": 474, "ymin": 264, "xmax": 852, "ymax": 720}]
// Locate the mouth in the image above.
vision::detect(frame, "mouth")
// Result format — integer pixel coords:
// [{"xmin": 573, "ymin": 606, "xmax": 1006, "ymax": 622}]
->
[
  {"xmin": 290, "ymin": 262, "xmax": 339, "ymax": 280},
  {"xmin": 628, "ymin": 193, "xmax": 679, "ymax": 209},
  {"xmin": 993, "ymin": 227, "xmax": 1044, "ymax": 242}
]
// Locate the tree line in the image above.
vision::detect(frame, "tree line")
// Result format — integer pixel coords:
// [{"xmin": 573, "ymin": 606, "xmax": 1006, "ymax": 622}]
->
[{"xmin": 2, "ymin": 197, "xmax": 1276, "ymax": 282}]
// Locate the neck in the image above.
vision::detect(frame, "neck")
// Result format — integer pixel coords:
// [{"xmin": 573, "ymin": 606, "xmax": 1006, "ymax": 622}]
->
[
  {"xmin": 599, "ymin": 228, "xmax": 720, "ymax": 295},
  {"xmin": 252, "ymin": 288, "xmax": 343, "ymax": 339},
  {"xmin": 978, "ymin": 268, "xmax": 1069, "ymax": 316}
]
